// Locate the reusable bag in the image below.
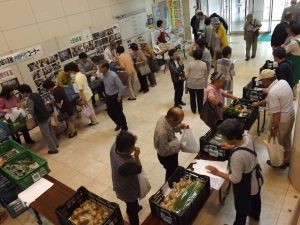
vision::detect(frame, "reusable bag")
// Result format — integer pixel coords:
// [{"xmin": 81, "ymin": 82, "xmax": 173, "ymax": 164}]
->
[
  {"xmin": 180, "ymin": 129, "xmax": 199, "ymax": 153},
  {"xmin": 138, "ymin": 170, "xmax": 151, "ymax": 199},
  {"xmin": 26, "ymin": 114, "xmax": 37, "ymax": 130},
  {"xmin": 138, "ymin": 63, "xmax": 151, "ymax": 76},
  {"xmin": 267, "ymin": 136, "xmax": 285, "ymax": 167},
  {"xmin": 200, "ymin": 101, "xmax": 220, "ymax": 129},
  {"xmin": 82, "ymin": 105, "xmax": 93, "ymax": 118}
]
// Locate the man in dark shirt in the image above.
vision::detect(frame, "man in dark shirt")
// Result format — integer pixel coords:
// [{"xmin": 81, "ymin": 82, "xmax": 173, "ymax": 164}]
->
[
  {"xmin": 168, "ymin": 49, "xmax": 186, "ymax": 108},
  {"xmin": 271, "ymin": 12, "xmax": 293, "ymax": 48},
  {"xmin": 273, "ymin": 47, "xmax": 293, "ymax": 88}
]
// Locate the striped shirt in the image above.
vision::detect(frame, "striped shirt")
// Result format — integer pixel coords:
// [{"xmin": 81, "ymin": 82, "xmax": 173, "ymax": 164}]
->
[{"xmin": 216, "ymin": 58, "xmax": 235, "ymax": 80}]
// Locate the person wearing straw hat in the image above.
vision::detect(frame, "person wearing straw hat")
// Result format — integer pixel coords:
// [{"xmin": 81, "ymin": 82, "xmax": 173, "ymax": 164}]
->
[
  {"xmin": 253, "ymin": 69, "xmax": 295, "ymax": 168},
  {"xmin": 138, "ymin": 38, "xmax": 157, "ymax": 87}
]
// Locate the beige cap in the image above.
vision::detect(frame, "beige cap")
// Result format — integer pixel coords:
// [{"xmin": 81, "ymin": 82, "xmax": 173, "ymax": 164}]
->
[{"xmin": 258, "ymin": 69, "xmax": 276, "ymax": 80}]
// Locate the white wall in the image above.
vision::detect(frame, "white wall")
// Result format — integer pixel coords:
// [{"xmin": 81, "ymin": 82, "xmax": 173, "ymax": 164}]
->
[{"xmin": 0, "ymin": 0, "xmax": 158, "ymax": 55}]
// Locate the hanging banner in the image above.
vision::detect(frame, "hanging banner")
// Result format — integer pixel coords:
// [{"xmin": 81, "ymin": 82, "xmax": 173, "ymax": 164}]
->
[{"xmin": 0, "ymin": 45, "xmax": 43, "ymax": 70}]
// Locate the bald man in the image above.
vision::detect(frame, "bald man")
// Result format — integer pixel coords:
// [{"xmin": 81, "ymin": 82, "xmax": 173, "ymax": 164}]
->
[{"xmin": 154, "ymin": 107, "xmax": 189, "ymax": 181}]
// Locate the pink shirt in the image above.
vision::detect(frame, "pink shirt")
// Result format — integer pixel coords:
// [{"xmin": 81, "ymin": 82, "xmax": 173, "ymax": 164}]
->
[
  {"xmin": 0, "ymin": 96, "xmax": 19, "ymax": 115},
  {"xmin": 204, "ymin": 84, "xmax": 224, "ymax": 104}
]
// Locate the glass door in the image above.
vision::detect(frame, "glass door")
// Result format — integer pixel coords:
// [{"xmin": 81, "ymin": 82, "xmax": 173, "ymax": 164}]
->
[
  {"xmin": 229, "ymin": 0, "xmax": 248, "ymax": 33},
  {"xmin": 251, "ymin": 0, "xmax": 273, "ymax": 33}
]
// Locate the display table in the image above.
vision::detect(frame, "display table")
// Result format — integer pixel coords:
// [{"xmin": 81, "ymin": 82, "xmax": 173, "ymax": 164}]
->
[
  {"xmin": 30, "ymin": 175, "xmax": 129, "ymax": 225},
  {"xmin": 30, "ymin": 175, "xmax": 75, "ymax": 225}
]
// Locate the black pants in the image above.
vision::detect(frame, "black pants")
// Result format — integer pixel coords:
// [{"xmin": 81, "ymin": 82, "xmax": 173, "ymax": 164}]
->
[
  {"xmin": 137, "ymin": 72, "xmax": 149, "ymax": 92},
  {"xmin": 106, "ymin": 93, "xmax": 127, "ymax": 129},
  {"xmin": 91, "ymin": 83, "xmax": 105, "ymax": 106},
  {"xmin": 234, "ymin": 192, "xmax": 261, "ymax": 225},
  {"xmin": 12, "ymin": 127, "xmax": 33, "ymax": 144},
  {"xmin": 125, "ymin": 200, "xmax": 139, "ymax": 225},
  {"xmin": 173, "ymin": 81, "xmax": 184, "ymax": 106},
  {"xmin": 157, "ymin": 153, "xmax": 179, "ymax": 181},
  {"xmin": 188, "ymin": 88, "xmax": 204, "ymax": 114}
]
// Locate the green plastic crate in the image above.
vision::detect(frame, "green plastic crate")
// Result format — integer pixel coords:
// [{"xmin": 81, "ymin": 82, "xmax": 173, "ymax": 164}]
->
[
  {"xmin": 0, "ymin": 139, "xmax": 28, "ymax": 162},
  {"xmin": 0, "ymin": 151, "xmax": 50, "ymax": 190}
]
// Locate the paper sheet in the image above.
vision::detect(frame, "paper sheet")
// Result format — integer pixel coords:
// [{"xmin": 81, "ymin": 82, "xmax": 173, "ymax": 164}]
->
[
  {"xmin": 189, "ymin": 160, "xmax": 228, "ymax": 190},
  {"xmin": 18, "ymin": 178, "xmax": 54, "ymax": 206}
]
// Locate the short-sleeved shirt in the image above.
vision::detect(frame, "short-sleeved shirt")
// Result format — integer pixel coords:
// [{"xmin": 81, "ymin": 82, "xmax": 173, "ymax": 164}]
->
[
  {"xmin": 244, "ymin": 19, "xmax": 262, "ymax": 32},
  {"xmin": 276, "ymin": 59, "xmax": 293, "ymax": 88},
  {"xmin": 267, "ymin": 79, "xmax": 294, "ymax": 122},
  {"xmin": 216, "ymin": 58, "xmax": 235, "ymax": 80},
  {"xmin": 229, "ymin": 134, "xmax": 259, "ymax": 196},
  {"xmin": 74, "ymin": 72, "xmax": 93, "ymax": 101},
  {"xmin": 185, "ymin": 60, "xmax": 207, "ymax": 89},
  {"xmin": 204, "ymin": 84, "xmax": 224, "ymax": 104}
]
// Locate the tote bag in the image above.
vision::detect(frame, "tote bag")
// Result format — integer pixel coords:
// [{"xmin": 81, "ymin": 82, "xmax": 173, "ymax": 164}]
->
[
  {"xmin": 267, "ymin": 136, "xmax": 285, "ymax": 167},
  {"xmin": 138, "ymin": 63, "xmax": 151, "ymax": 76},
  {"xmin": 26, "ymin": 114, "xmax": 37, "ymax": 130},
  {"xmin": 180, "ymin": 129, "xmax": 199, "ymax": 153},
  {"xmin": 138, "ymin": 170, "xmax": 151, "ymax": 199},
  {"xmin": 200, "ymin": 101, "xmax": 220, "ymax": 129}
]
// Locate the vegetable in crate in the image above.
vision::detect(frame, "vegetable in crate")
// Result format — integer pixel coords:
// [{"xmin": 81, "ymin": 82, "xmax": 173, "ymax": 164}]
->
[
  {"xmin": 159, "ymin": 177, "xmax": 204, "ymax": 215},
  {"xmin": 70, "ymin": 200, "xmax": 111, "ymax": 225},
  {"xmin": 1, "ymin": 149, "xmax": 19, "ymax": 161},
  {"xmin": 4, "ymin": 157, "xmax": 39, "ymax": 178}
]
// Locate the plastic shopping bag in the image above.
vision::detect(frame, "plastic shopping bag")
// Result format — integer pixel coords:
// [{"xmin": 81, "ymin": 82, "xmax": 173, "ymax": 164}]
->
[
  {"xmin": 267, "ymin": 136, "xmax": 285, "ymax": 167},
  {"xmin": 180, "ymin": 129, "xmax": 199, "ymax": 153},
  {"xmin": 138, "ymin": 170, "xmax": 151, "ymax": 199},
  {"xmin": 82, "ymin": 105, "xmax": 93, "ymax": 118}
]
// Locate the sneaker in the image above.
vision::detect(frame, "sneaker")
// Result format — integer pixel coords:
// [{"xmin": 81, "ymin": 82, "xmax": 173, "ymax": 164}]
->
[
  {"xmin": 128, "ymin": 98, "xmax": 136, "ymax": 101},
  {"xmin": 48, "ymin": 150, "xmax": 59, "ymax": 154}
]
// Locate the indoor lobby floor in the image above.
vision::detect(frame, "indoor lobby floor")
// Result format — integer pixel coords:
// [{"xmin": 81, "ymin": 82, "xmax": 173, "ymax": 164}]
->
[{"xmin": 3, "ymin": 35, "xmax": 300, "ymax": 225}]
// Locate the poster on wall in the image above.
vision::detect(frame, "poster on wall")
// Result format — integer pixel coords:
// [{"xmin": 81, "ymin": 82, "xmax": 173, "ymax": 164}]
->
[
  {"xmin": 0, "ymin": 67, "xmax": 20, "ymax": 89},
  {"xmin": 168, "ymin": 0, "xmax": 183, "ymax": 27},
  {"xmin": 0, "ymin": 45, "xmax": 43, "ymax": 70},
  {"xmin": 27, "ymin": 53, "xmax": 62, "ymax": 94},
  {"xmin": 92, "ymin": 24, "xmax": 123, "ymax": 57}
]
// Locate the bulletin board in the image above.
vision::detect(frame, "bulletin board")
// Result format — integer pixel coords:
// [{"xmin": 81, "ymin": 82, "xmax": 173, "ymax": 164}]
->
[{"xmin": 116, "ymin": 9, "xmax": 147, "ymax": 40}]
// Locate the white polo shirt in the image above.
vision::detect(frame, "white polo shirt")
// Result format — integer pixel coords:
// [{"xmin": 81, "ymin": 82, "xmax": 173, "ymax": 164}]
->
[{"xmin": 266, "ymin": 79, "xmax": 294, "ymax": 122}]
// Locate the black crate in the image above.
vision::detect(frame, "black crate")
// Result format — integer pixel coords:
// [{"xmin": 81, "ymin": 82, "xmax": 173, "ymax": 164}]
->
[
  {"xmin": 149, "ymin": 167, "xmax": 210, "ymax": 225},
  {"xmin": 260, "ymin": 60, "xmax": 276, "ymax": 72},
  {"xmin": 2, "ymin": 198, "xmax": 28, "ymax": 218},
  {"xmin": 199, "ymin": 129, "xmax": 229, "ymax": 161},
  {"xmin": 0, "ymin": 173, "xmax": 15, "ymax": 195},
  {"xmin": 243, "ymin": 77, "xmax": 266, "ymax": 101},
  {"xmin": 223, "ymin": 99, "xmax": 259, "ymax": 130},
  {"xmin": 56, "ymin": 186, "xmax": 123, "ymax": 225}
]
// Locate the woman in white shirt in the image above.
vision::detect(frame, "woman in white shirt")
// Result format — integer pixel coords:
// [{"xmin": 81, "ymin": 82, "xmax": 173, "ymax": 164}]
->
[
  {"xmin": 185, "ymin": 49, "xmax": 208, "ymax": 114},
  {"xmin": 284, "ymin": 23, "xmax": 300, "ymax": 99}
]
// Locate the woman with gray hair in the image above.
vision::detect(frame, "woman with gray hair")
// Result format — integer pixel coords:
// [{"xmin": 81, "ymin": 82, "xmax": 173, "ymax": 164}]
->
[
  {"xmin": 201, "ymin": 72, "xmax": 238, "ymax": 128},
  {"xmin": 244, "ymin": 14, "xmax": 262, "ymax": 61}
]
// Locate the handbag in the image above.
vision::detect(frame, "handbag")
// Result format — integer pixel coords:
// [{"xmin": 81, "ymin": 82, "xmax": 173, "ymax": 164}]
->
[
  {"xmin": 117, "ymin": 70, "xmax": 129, "ymax": 85},
  {"xmin": 200, "ymin": 101, "xmax": 220, "ymax": 129},
  {"xmin": 82, "ymin": 105, "xmax": 93, "ymax": 118},
  {"xmin": 138, "ymin": 170, "xmax": 151, "ymax": 199},
  {"xmin": 26, "ymin": 115, "xmax": 37, "ymax": 130},
  {"xmin": 138, "ymin": 63, "xmax": 151, "ymax": 76},
  {"xmin": 149, "ymin": 58, "xmax": 160, "ymax": 73}
]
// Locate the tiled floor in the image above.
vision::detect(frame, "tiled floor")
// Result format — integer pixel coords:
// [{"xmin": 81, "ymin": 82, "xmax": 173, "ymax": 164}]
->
[{"xmin": 3, "ymin": 35, "xmax": 300, "ymax": 225}]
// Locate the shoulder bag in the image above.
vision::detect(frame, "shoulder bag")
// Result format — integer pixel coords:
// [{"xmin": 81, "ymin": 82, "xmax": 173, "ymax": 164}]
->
[{"xmin": 200, "ymin": 100, "xmax": 220, "ymax": 129}]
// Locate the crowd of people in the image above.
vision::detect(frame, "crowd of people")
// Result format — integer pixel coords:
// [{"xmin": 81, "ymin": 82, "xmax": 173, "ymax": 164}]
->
[{"xmin": 0, "ymin": 5, "xmax": 299, "ymax": 225}]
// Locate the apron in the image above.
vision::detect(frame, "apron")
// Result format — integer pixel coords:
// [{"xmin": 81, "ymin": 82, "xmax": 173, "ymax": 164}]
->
[
  {"xmin": 228, "ymin": 146, "xmax": 264, "ymax": 214},
  {"xmin": 287, "ymin": 39, "xmax": 300, "ymax": 85}
]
